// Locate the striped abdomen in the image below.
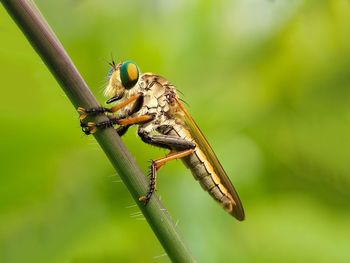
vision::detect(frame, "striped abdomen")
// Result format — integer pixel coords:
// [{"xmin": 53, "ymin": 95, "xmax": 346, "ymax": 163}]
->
[{"xmin": 169, "ymin": 126, "xmax": 236, "ymax": 214}]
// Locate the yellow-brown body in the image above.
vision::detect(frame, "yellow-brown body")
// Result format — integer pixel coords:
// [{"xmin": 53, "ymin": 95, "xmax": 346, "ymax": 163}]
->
[{"xmin": 84, "ymin": 61, "xmax": 244, "ymax": 220}]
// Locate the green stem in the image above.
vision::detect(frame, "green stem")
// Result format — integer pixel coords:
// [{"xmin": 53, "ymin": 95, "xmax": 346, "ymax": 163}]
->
[{"xmin": 1, "ymin": 0, "xmax": 196, "ymax": 262}]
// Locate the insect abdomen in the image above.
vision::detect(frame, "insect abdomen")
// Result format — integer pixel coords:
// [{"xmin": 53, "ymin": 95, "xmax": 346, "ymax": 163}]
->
[
  {"xmin": 171, "ymin": 127, "xmax": 235, "ymax": 213},
  {"xmin": 182, "ymin": 149, "xmax": 234, "ymax": 210}
]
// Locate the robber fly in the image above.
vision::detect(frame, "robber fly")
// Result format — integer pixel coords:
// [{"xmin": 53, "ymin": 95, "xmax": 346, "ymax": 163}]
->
[{"xmin": 78, "ymin": 61, "xmax": 245, "ymax": 220}]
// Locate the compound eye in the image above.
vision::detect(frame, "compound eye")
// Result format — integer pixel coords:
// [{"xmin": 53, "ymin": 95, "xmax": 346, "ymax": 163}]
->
[{"xmin": 120, "ymin": 61, "xmax": 139, "ymax": 89}]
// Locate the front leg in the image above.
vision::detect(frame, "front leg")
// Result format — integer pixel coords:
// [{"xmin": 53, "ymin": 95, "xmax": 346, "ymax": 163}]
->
[
  {"xmin": 78, "ymin": 93, "xmax": 143, "ymax": 135},
  {"xmin": 80, "ymin": 115, "xmax": 119, "ymax": 135},
  {"xmin": 81, "ymin": 114, "xmax": 155, "ymax": 135},
  {"xmin": 78, "ymin": 94, "xmax": 142, "ymax": 120},
  {"xmin": 81, "ymin": 121, "xmax": 130, "ymax": 136},
  {"xmin": 77, "ymin": 106, "xmax": 111, "ymax": 120}
]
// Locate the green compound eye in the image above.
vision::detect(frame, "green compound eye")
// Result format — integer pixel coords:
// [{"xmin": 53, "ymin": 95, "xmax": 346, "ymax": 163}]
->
[{"xmin": 120, "ymin": 61, "xmax": 139, "ymax": 89}]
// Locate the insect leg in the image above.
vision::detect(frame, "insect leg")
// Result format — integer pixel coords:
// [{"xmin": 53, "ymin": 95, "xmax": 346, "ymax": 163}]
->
[
  {"xmin": 80, "ymin": 115, "xmax": 119, "ymax": 135},
  {"xmin": 77, "ymin": 106, "xmax": 110, "ymax": 120},
  {"xmin": 139, "ymin": 148, "xmax": 195, "ymax": 204},
  {"xmin": 77, "ymin": 94, "xmax": 142, "ymax": 120},
  {"xmin": 137, "ymin": 128, "xmax": 196, "ymax": 204},
  {"xmin": 117, "ymin": 115, "xmax": 154, "ymax": 126},
  {"xmin": 115, "ymin": 125, "xmax": 130, "ymax": 137},
  {"xmin": 138, "ymin": 129, "xmax": 196, "ymax": 150},
  {"xmin": 109, "ymin": 94, "xmax": 141, "ymax": 113},
  {"xmin": 81, "ymin": 114, "xmax": 154, "ymax": 135}
]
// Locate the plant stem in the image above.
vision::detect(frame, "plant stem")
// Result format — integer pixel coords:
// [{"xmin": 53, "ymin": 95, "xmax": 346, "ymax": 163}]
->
[{"xmin": 1, "ymin": 0, "xmax": 196, "ymax": 262}]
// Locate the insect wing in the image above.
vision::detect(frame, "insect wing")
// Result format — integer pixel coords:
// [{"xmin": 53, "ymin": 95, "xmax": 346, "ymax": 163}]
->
[{"xmin": 175, "ymin": 98, "xmax": 245, "ymax": 220}]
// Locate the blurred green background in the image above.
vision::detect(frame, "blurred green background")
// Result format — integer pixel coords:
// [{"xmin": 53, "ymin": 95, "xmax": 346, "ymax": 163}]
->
[{"xmin": 1, "ymin": 0, "xmax": 350, "ymax": 262}]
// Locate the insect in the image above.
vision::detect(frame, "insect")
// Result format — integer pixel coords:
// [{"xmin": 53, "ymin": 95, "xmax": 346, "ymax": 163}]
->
[{"xmin": 78, "ymin": 60, "xmax": 245, "ymax": 221}]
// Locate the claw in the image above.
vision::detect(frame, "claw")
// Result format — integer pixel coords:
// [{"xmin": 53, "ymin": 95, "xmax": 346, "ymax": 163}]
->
[
  {"xmin": 139, "ymin": 195, "xmax": 149, "ymax": 204},
  {"xmin": 80, "ymin": 120, "xmax": 96, "ymax": 135},
  {"xmin": 87, "ymin": 122, "xmax": 97, "ymax": 134},
  {"xmin": 77, "ymin": 107, "xmax": 88, "ymax": 120},
  {"xmin": 81, "ymin": 126, "xmax": 91, "ymax": 135}
]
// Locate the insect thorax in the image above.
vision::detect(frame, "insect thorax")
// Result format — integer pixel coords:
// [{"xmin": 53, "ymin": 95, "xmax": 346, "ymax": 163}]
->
[{"xmin": 136, "ymin": 73, "xmax": 180, "ymax": 130}]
